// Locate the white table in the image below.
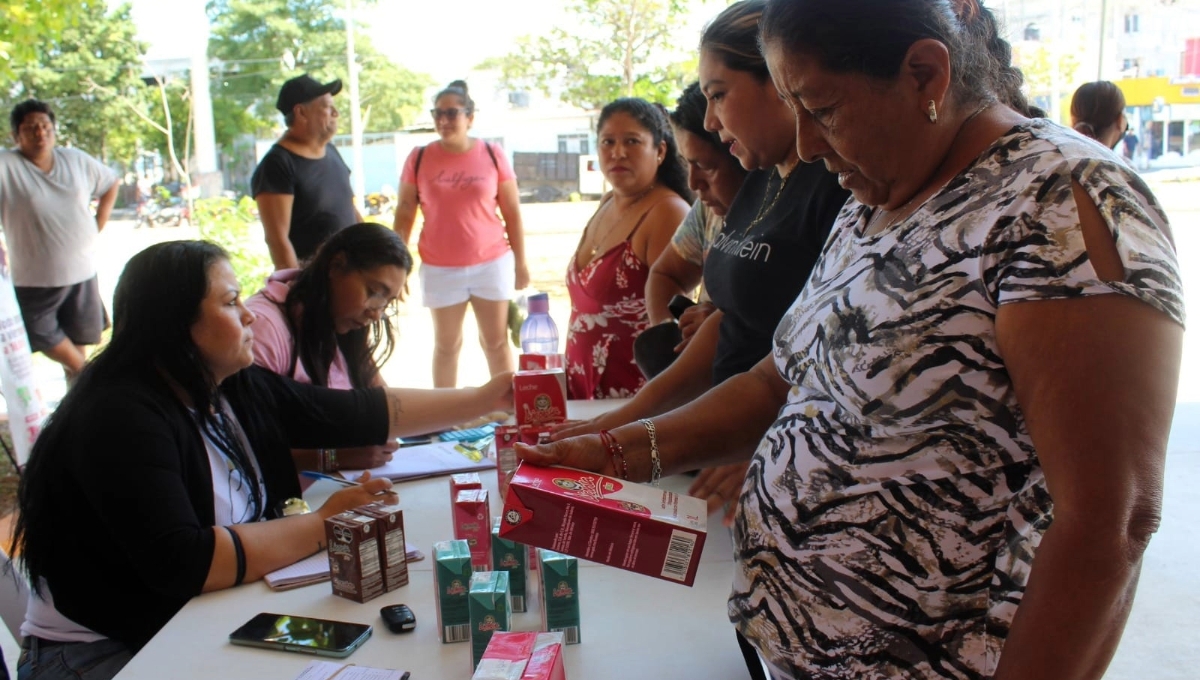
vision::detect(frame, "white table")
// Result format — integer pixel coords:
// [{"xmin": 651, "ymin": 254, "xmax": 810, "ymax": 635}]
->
[{"xmin": 114, "ymin": 400, "xmax": 748, "ymax": 680}]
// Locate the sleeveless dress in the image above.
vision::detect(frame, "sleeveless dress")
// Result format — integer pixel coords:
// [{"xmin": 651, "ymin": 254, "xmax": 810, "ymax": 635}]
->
[{"xmin": 564, "ymin": 202, "xmax": 653, "ymax": 399}]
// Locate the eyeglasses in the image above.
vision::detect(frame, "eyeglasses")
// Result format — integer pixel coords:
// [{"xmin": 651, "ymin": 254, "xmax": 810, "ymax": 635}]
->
[{"xmin": 430, "ymin": 107, "xmax": 469, "ymax": 121}]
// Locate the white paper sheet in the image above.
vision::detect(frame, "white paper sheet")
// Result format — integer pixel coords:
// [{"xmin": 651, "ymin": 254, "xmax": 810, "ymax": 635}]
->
[{"xmin": 340, "ymin": 440, "xmax": 495, "ymax": 482}]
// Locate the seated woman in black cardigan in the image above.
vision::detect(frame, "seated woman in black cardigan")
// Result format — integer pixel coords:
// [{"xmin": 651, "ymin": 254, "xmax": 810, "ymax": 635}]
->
[{"xmin": 10, "ymin": 240, "xmax": 512, "ymax": 680}]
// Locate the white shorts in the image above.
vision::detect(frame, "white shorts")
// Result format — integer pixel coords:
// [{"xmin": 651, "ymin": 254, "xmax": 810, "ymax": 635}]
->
[{"xmin": 418, "ymin": 250, "xmax": 515, "ymax": 309}]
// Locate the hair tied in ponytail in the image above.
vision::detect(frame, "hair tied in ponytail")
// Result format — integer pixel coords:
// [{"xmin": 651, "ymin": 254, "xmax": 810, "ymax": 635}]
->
[{"xmin": 951, "ymin": 0, "xmax": 981, "ymax": 23}]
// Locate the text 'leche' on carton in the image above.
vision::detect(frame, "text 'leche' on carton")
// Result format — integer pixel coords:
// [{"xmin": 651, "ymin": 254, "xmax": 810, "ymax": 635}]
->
[
  {"xmin": 500, "ymin": 463, "xmax": 708, "ymax": 587},
  {"xmin": 454, "ymin": 489, "xmax": 493, "ymax": 572},
  {"xmin": 536, "ymin": 549, "xmax": 581, "ymax": 645},
  {"xmin": 433, "ymin": 539, "xmax": 474, "ymax": 644},
  {"xmin": 512, "ymin": 369, "xmax": 567, "ymax": 427},
  {"xmin": 353, "ymin": 502, "xmax": 409, "ymax": 592},
  {"xmin": 324, "ymin": 511, "xmax": 384, "ymax": 603},
  {"xmin": 471, "ymin": 631, "xmax": 567, "ymax": 680},
  {"xmin": 491, "ymin": 517, "xmax": 528, "ymax": 613},
  {"xmin": 469, "ymin": 571, "xmax": 512, "ymax": 671}
]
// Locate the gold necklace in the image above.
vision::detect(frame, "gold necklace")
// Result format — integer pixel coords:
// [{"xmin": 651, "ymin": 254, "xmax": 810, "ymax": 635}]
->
[
  {"xmin": 587, "ymin": 185, "xmax": 656, "ymax": 257},
  {"xmin": 743, "ymin": 167, "xmax": 791, "ymax": 232},
  {"xmin": 866, "ymin": 102, "xmax": 995, "ymax": 234}
]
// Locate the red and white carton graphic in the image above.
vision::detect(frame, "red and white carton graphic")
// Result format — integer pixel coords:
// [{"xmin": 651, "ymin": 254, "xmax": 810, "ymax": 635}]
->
[
  {"xmin": 471, "ymin": 631, "xmax": 566, "ymax": 680},
  {"xmin": 518, "ymin": 353, "xmax": 564, "ymax": 371},
  {"xmin": 513, "ymin": 370, "xmax": 567, "ymax": 427},
  {"xmin": 454, "ymin": 489, "xmax": 493, "ymax": 571},
  {"xmin": 451, "ymin": 472, "xmax": 484, "ymax": 500},
  {"xmin": 500, "ymin": 463, "xmax": 707, "ymax": 586}
]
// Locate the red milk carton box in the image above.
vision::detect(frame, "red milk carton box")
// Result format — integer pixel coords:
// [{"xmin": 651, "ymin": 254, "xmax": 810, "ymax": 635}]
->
[
  {"xmin": 353, "ymin": 502, "xmax": 409, "ymax": 592},
  {"xmin": 518, "ymin": 353, "xmax": 564, "ymax": 371},
  {"xmin": 471, "ymin": 632, "xmax": 566, "ymax": 680},
  {"xmin": 455, "ymin": 489, "xmax": 493, "ymax": 572},
  {"xmin": 494, "ymin": 426, "xmax": 522, "ymax": 502},
  {"xmin": 451, "ymin": 472, "xmax": 484, "ymax": 500},
  {"xmin": 523, "ymin": 631, "xmax": 567, "ymax": 680},
  {"xmin": 324, "ymin": 511, "xmax": 384, "ymax": 603},
  {"xmin": 513, "ymin": 370, "xmax": 567, "ymax": 427},
  {"xmin": 500, "ymin": 464, "xmax": 708, "ymax": 586}
]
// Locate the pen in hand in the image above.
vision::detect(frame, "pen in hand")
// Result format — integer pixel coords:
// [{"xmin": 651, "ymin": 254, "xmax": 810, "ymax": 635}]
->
[{"xmin": 299, "ymin": 470, "xmax": 359, "ymax": 487}]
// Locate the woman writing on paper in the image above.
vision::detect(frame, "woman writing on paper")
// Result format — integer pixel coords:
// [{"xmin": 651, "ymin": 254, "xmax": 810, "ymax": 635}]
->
[
  {"xmin": 12, "ymin": 241, "xmax": 512, "ymax": 680},
  {"xmin": 245, "ymin": 222, "xmax": 412, "ymax": 473}
]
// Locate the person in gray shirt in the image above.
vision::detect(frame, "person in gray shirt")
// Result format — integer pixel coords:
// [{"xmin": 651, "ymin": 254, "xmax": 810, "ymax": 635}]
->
[{"xmin": 0, "ymin": 99, "xmax": 119, "ymax": 381}]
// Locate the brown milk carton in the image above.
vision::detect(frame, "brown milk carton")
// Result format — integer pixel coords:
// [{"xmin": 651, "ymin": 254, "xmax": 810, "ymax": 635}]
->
[
  {"xmin": 324, "ymin": 511, "xmax": 384, "ymax": 603},
  {"xmin": 451, "ymin": 472, "xmax": 484, "ymax": 499},
  {"xmin": 469, "ymin": 571, "xmax": 512, "ymax": 670},
  {"xmin": 433, "ymin": 539, "xmax": 474, "ymax": 643},
  {"xmin": 494, "ymin": 426, "xmax": 522, "ymax": 502},
  {"xmin": 518, "ymin": 353, "xmax": 564, "ymax": 371},
  {"xmin": 491, "ymin": 517, "xmax": 528, "ymax": 612},
  {"xmin": 454, "ymin": 489, "xmax": 493, "ymax": 572},
  {"xmin": 354, "ymin": 502, "xmax": 409, "ymax": 592},
  {"xmin": 513, "ymin": 370, "xmax": 567, "ymax": 427},
  {"xmin": 502, "ymin": 464, "xmax": 707, "ymax": 586}
]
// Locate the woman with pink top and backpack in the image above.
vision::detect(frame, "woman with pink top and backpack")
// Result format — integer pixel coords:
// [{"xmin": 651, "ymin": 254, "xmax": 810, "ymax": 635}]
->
[{"xmin": 393, "ymin": 80, "xmax": 530, "ymax": 387}]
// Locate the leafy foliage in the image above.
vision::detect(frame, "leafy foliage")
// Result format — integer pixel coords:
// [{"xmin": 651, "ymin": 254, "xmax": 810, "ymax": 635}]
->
[
  {"xmin": 479, "ymin": 0, "xmax": 695, "ymax": 110},
  {"xmin": 0, "ymin": 2, "xmax": 149, "ymax": 165},
  {"xmin": 206, "ymin": 0, "xmax": 433, "ymax": 147},
  {"xmin": 193, "ymin": 196, "xmax": 273, "ymax": 295},
  {"xmin": 0, "ymin": 0, "xmax": 81, "ymax": 79}
]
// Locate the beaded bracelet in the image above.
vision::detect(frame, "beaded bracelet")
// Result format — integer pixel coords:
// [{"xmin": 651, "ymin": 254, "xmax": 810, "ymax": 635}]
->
[
  {"xmin": 318, "ymin": 448, "xmax": 338, "ymax": 473},
  {"xmin": 597, "ymin": 429, "xmax": 629, "ymax": 480},
  {"xmin": 638, "ymin": 419, "xmax": 662, "ymax": 486}
]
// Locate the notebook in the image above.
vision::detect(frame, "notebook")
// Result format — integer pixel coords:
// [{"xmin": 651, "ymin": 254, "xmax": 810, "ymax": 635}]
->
[
  {"xmin": 293, "ymin": 660, "xmax": 408, "ymax": 680},
  {"xmin": 265, "ymin": 543, "xmax": 424, "ymax": 591},
  {"xmin": 340, "ymin": 440, "xmax": 495, "ymax": 483}
]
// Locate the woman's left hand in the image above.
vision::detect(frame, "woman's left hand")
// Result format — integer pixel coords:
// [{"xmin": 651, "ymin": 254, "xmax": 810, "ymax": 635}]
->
[
  {"xmin": 479, "ymin": 372, "xmax": 515, "ymax": 413},
  {"xmin": 516, "ymin": 433, "xmax": 616, "ymax": 478},
  {"xmin": 688, "ymin": 462, "xmax": 748, "ymax": 527},
  {"xmin": 515, "ymin": 260, "xmax": 531, "ymax": 291},
  {"xmin": 336, "ymin": 443, "xmax": 399, "ymax": 471},
  {"xmin": 319, "ymin": 471, "xmax": 397, "ymax": 516}
]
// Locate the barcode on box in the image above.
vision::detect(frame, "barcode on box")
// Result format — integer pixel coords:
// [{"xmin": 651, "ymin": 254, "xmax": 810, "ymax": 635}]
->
[
  {"xmin": 511, "ymin": 595, "xmax": 525, "ymax": 612},
  {"xmin": 661, "ymin": 529, "xmax": 697, "ymax": 582},
  {"xmin": 444, "ymin": 623, "xmax": 470, "ymax": 643},
  {"xmin": 553, "ymin": 626, "xmax": 580, "ymax": 645}
]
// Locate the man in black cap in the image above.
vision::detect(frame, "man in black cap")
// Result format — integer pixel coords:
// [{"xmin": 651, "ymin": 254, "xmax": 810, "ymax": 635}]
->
[{"xmin": 251, "ymin": 74, "xmax": 361, "ymax": 269}]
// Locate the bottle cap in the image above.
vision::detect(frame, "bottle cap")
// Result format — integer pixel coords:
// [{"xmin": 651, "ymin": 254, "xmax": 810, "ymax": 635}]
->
[{"xmin": 527, "ymin": 292, "xmax": 549, "ymax": 314}]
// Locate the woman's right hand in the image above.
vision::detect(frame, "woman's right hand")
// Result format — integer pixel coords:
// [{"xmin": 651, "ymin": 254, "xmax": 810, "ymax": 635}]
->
[
  {"xmin": 479, "ymin": 372, "xmax": 516, "ymax": 413},
  {"xmin": 550, "ymin": 417, "xmax": 607, "ymax": 440},
  {"xmin": 676, "ymin": 302, "xmax": 717, "ymax": 352},
  {"xmin": 336, "ymin": 443, "xmax": 399, "ymax": 471},
  {"xmin": 516, "ymin": 434, "xmax": 616, "ymax": 477},
  {"xmin": 318, "ymin": 471, "xmax": 397, "ymax": 518}
]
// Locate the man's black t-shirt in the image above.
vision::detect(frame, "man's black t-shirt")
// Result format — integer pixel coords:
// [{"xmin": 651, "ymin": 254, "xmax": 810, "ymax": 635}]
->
[
  {"xmin": 251, "ymin": 142, "xmax": 357, "ymax": 261},
  {"xmin": 703, "ymin": 162, "xmax": 849, "ymax": 384}
]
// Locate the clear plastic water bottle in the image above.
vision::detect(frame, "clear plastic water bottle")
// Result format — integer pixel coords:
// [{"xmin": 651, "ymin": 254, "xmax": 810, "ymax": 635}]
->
[{"xmin": 520, "ymin": 293, "xmax": 559, "ymax": 355}]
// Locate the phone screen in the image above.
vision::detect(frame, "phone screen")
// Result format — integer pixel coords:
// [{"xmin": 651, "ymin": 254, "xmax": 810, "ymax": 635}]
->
[{"xmin": 229, "ymin": 613, "xmax": 372, "ymax": 657}]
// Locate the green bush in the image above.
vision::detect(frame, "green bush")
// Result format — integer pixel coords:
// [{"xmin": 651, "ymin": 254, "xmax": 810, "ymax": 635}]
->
[{"xmin": 193, "ymin": 196, "xmax": 273, "ymax": 296}]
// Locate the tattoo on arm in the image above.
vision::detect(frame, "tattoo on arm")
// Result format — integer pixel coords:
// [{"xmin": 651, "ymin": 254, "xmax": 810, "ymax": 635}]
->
[{"xmin": 387, "ymin": 392, "xmax": 404, "ymax": 430}]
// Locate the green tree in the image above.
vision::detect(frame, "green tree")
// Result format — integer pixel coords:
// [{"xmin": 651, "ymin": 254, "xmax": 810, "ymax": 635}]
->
[
  {"xmin": 206, "ymin": 0, "xmax": 432, "ymax": 148},
  {"xmin": 0, "ymin": 0, "xmax": 82, "ymax": 78},
  {"xmin": 479, "ymin": 0, "xmax": 695, "ymax": 110},
  {"xmin": 1, "ymin": 2, "xmax": 148, "ymax": 165}
]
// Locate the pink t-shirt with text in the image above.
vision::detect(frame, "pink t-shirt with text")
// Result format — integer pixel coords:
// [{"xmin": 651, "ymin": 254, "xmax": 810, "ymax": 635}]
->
[
  {"xmin": 245, "ymin": 269, "xmax": 354, "ymax": 390},
  {"xmin": 400, "ymin": 140, "xmax": 516, "ymax": 267}
]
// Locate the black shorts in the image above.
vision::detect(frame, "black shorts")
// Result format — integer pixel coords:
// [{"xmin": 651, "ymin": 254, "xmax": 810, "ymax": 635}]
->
[{"xmin": 14, "ymin": 277, "xmax": 110, "ymax": 352}]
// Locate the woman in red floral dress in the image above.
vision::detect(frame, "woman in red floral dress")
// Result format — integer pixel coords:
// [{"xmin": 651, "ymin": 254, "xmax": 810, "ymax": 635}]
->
[{"xmin": 566, "ymin": 98, "xmax": 691, "ymax": 399}]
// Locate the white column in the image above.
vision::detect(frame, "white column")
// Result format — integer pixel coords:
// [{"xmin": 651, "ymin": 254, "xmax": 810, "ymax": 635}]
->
[
  {"xmin": 188, "ymin": 0, "xmax": 222, "ymax": 196},
  {"xmin": 346, "ymin": 0, "xmax": 365, "ymax": 210}
]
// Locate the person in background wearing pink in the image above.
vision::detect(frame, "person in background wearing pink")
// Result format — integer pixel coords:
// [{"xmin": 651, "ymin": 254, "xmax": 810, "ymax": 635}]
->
[
  {"xmin": 393, "ymin": 80, "xmax": 528, "ymax": 387},
  {"xmin": 245, "ymin": 223, "xmax": 411, "ymax": 473}
]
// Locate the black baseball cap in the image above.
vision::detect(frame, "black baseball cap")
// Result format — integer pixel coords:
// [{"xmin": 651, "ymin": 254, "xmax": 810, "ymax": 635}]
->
[{"xmin": 276, "ymin": 75, "xmax": 343, "ymax": 115}]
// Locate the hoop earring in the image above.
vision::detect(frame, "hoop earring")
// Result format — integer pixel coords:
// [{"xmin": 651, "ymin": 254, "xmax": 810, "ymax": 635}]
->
[{"xmin": 927, "ymin": 100, "xmax": 938, "ymax": 124}]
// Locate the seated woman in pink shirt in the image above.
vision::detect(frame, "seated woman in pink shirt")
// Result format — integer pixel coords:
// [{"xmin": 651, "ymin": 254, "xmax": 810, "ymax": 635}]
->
[
  {"xmin": 245, "ymin": 222, "xmax": 412, "ymax": 472},
  {"xmin": 393, "ymin": 80, "xmax": 528, "ymax": 388}
]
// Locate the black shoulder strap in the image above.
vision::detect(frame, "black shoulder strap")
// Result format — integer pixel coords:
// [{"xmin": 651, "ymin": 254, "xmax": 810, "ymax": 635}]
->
[
  {"xmin": 413, "ymin": 145, "xmax": 427, "ymax": 204},
  {"xmin": 483, "ymin": 141, "xmax": 499, "ymax": 170}
]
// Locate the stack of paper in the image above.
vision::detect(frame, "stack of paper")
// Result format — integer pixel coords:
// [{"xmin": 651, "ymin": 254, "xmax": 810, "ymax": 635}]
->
[
  {"xmin": 341, "ymin": 441, "xmax": 495, "ymax": 483},
  {"xmin": 265, "ymin": 543, "xmax": 423, "ymax": 591},
  {"xmin": 294, "ymin": 660, "xmax": 408, "ymax": 680}
]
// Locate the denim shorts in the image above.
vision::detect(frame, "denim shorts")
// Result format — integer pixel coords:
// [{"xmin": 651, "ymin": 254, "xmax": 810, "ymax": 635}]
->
[{"xmin": 17, "ymin": 636, "xmax": 131, "ymax": 680}]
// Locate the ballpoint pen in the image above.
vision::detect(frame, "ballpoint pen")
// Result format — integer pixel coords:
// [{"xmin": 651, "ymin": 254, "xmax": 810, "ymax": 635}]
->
[{"xmin": 299, "ymin": 470, "xmax": 359, "ymax": 487}]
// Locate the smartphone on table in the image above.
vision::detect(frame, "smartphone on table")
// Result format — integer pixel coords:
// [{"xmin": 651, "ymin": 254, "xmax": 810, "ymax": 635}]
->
[{"xmin": 229, "ymin": 612, "xmax": 372, "ymax": 658}]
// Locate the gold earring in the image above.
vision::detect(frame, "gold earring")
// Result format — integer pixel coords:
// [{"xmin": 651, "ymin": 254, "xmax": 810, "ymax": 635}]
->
[{"xmin": 927, "ymin": 100, "xmax": 938, "ymax": 124}]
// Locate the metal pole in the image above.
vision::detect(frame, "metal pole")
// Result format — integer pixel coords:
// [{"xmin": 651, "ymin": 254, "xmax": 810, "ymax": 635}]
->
[
  {"xmin": 1097, "ymin": 0, "xmax": 1109, "ymax": 80},
  {"xmin": 345, "ymin": 0, "xmax": 366, "ymax": 211}
]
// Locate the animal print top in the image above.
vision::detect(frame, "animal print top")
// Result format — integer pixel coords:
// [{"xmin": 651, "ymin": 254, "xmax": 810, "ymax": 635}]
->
[{"xmin": 729, "ymin": 119, "xmax": 1184, "ymax": 680}]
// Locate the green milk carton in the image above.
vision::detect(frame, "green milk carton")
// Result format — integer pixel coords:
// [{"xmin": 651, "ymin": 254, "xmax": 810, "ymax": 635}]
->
[
  {"xmin": 491, "ymin": 517, "xmax": 529, "ymax": 613},
  {"xmin": 468, "ymin": 571, "xmax": 512, "ymax": 670},
  {"xmin": 537, "ymin": 549, "xmax": 581, "ymax": 644},
  {"xmin": 433, "ymin": 539, "xmax": 474, "ymax": 644}
]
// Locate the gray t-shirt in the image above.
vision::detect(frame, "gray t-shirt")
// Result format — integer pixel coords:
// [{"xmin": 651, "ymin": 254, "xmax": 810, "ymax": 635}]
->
[{"xmin": 0, "ymin": 147, "xmax": 118, "ymax": 287}]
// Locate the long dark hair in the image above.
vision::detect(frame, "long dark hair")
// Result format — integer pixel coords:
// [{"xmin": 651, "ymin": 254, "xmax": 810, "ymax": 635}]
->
[
  {"xmin": 597, "ymin": 98, "xmax": 693, "ymax": 203},
  {"xmin": 13, "ymin": 240, "xmax": 247, "ymax": 591},
  {"xmin": 759, "ymin": 0, "xmax": 1039, "ymax": 118},
  {"xmin": 285, "ymin": 223, "xmax": 413, "ymax": 388},
  {"xmin": 1071, "ymin": 81, "xmax": 1125, "ymax": 143},
  {"xmin": 701, "ymin": 0, "xmax": 769, "ymax": 82},
  {"xmin": 670, "ymin": 82, "xmax": 730, "ymax": 158}
]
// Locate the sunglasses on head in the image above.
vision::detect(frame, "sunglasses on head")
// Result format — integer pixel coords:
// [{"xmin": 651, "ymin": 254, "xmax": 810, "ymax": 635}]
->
[{"xmin": 431, "ymin": 107, "xmax": 469, "ymax": 121}]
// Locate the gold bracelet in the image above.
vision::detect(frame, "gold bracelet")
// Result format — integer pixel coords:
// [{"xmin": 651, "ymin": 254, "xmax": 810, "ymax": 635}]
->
[{"xmin": 638, "ymin": 419, "xmax": 662, "ymax": 486}]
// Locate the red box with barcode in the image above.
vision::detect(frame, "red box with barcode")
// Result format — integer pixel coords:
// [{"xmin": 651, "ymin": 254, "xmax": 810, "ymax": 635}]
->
[{"xmin": 499, "ymin": 463, "xmax": 707, "ymax": 586}]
